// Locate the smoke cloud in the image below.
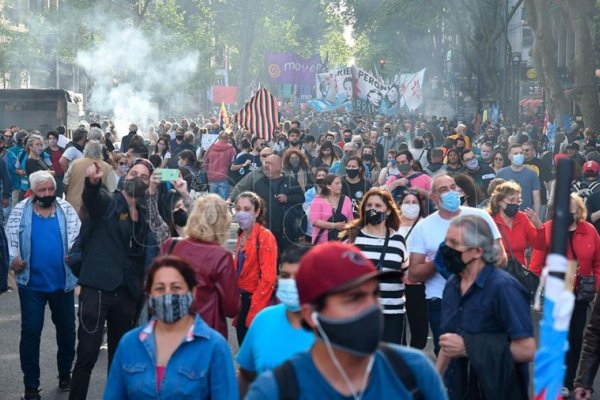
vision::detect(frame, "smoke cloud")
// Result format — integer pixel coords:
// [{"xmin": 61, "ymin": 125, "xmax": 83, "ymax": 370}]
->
[{"xmin": 76, "ymin": 25, "xmax": 199, "ymax": 138}]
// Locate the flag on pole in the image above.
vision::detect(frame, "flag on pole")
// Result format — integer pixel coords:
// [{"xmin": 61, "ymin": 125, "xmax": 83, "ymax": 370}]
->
[
  {"xmin": 236, "ymin": 88, "xmax": 279, "ymax": 142},
  {"xmin": 219, "ymin": 102, "xmax": 230, "ymax": 130},
  {"xmin": 534, "ymin": 158, "xmax": 576, "ymax": 400}
]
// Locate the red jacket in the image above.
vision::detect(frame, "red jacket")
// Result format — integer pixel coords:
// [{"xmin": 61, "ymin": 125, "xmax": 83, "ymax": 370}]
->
[
  {"xmin": 493, "ymin": 211, "xmax": 546, "ymax": 267},
  {"xmin": 530, "ymin": 220, "xmax": 600, "ymax": 291},
  {"xmin": 160, "ymin": 238, "xmax": 240, "ymax": 338},
  {"xmin": 234, "ymin": 224, "xmax": 277, "ymax": 327},
  {"xmin": 203, "ymin": 141, "xmax": 236, "ymax": 182}
]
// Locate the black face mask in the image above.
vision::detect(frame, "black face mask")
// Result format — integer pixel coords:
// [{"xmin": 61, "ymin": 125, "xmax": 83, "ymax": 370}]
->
[
  {"xmin": 584, "ymin": 171, "xmax": 597, "ymax": 179},
  {"xmin": 313, "ymin": 305, "xmax": 383, "ymax": 357},
  {"xmin": 315, "ymin": 178, "xmax": 324, "ymax": 186},
  {"xmin": 176, "ymin": 135, "xmax": 184, "ymax": 141},
  {"xmin": 343, "ymin": 137, "xmax": 352, "ymax": 143},
  {"xmin": 122, "ymin": 177, "xmax": 148, "ymax": 200},
  {"xmin": 362, "ymin": 154, "xmax": 373, "ymax": 162},
  {"xmin": 503, "ymin": 203, "xmax": 519, "ymax": 218},
  {"xmin": 346, "ymin": 169, "xmax": 359, "ymax": 179},
  {"xmin": 289, "ymin": 140, "xmax": 298, "ymax": 146},
  {"xmin": 366, "ymin": 208, "xmax": 386, "ymax": 226},
  {"xmin": 439, "ymin": 243, "xmax": 470, "ymax": 275},
  {"xmin": 34, "ymin": 195, "xmax": 55, "ymax": 209},
  {"xmin": 566, "ymin": 212, "xmax": 575, "ymax": 227},
  {"xmin": 173, "ymin": 209, "xmax": 188, "ymax": 227}
]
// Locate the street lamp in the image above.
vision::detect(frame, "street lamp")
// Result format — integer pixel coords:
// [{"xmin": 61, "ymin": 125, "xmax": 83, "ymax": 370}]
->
[{"xmin": 512, "ymin": 52, "xmax": 522, "ymax": 123}]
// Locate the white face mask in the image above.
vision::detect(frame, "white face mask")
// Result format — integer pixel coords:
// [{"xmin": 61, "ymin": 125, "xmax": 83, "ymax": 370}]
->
[{"xmin": 401, "ymin": 204, "xmax": 420, "ymax": 219}]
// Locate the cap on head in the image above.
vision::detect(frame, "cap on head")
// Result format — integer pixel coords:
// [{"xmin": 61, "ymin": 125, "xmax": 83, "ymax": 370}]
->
[
  {"xmin": 296, "ymin": 241, "xmax": 400, "ymax": 305},
  {"xmin": 583, "ymin": 160, "xmax": 600, "ymax": 175}
]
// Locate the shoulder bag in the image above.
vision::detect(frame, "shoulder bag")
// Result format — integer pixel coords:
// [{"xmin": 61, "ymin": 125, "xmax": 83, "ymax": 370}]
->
[{"xmin": 499, "ymin": 226, "xmax": 540, "ymax": 302}]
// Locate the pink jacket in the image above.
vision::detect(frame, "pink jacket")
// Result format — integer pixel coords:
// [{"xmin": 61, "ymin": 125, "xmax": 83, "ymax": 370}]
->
[{"xmin": 203, "ymin": 141, "xmax": 236, "ymax": 182}]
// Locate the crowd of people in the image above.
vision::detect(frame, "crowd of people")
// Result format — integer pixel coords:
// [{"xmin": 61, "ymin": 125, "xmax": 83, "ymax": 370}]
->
[{"xmin": 2, "ymin": 110, "xmax": 600, "ymax": 399}]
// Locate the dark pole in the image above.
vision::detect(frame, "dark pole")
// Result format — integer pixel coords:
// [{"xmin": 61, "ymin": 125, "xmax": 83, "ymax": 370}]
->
[{"xmin": 550, "ymin": 158, "xmax": 574, "ymax": 258}]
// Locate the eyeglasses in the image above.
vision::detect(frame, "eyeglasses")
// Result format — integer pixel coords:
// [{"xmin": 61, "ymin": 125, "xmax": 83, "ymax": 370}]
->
[{"xmin": 118, "ymin": 162, "xmax": 128, "ymax": 166}]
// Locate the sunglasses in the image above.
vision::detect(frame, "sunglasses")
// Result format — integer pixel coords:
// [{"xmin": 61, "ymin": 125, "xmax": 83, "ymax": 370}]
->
[{"xmin": 118, "ymin": 162, "xmax": 128, "ymax": 166}]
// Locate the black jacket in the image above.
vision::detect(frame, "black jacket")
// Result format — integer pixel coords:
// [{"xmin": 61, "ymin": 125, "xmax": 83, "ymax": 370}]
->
[
  {"xmin": 446, "ymin": 334, "xmax": 526, "ymax": 400},
  {"xmin": 78, "ymin": 179, "xmax": 149, "ymax": 300},
  {"xmin": 575, "ymin": 295, "xmax": 600, "ymax": 390},
  {"xmin": 252, "ymin": 173, "xmax": 305, "ymax": 235}
]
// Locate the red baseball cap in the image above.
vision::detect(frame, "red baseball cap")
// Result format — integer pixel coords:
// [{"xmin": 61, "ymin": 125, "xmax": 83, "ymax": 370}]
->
[
  {"xmin": 296, "ymin": 241, "xmax": 402, "ymax": 305},
  {"xmin": 583, "ymin": 160, "xmax": 600, "ymax": 175}
]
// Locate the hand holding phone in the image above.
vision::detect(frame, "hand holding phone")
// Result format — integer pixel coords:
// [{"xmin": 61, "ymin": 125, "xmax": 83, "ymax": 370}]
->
[{"xmin": 158, "ymin": 169, "xmax": 180, "ymax": 182}]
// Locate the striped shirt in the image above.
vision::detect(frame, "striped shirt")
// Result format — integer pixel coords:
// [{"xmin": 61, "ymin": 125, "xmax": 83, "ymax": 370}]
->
[{"xmin": 353, "ymin": 229, "xmax": 407, "ymax": 314}]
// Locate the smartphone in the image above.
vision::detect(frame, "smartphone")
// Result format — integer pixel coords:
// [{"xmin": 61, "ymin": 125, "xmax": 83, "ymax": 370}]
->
[{"xmin": 158, "ymin": 168, "xmax": 180, "ymax": 181}]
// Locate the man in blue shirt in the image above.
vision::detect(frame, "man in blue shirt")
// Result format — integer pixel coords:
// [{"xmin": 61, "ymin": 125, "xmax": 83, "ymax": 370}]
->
[
  {"xmin": 496, "ymin": 144, "xmax": 541, "ymax": 215},
  {"xmin": 237, "ymin": 246, "xmax": 314, "ymax": 397},
  {"xmin": 436, "ymin": 215, "xmax": 535, "ymax": 399},
  {"xmin": 247, "ymin": 241, "xmax": 447, "ymax": 400},
  {"xmin": 6, "ymin": 171, "xmax": 81, "ymax": 400}
]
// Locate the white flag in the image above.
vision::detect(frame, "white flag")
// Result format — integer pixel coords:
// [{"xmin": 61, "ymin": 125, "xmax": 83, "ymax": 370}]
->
[{"xmin": 401, "ymin": 68, "xmax": 426, "ymax": 111}]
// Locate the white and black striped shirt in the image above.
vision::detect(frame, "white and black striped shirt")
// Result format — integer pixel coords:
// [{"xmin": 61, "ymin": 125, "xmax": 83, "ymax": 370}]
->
[{"xmin": 353, "ymin": 229, "xmax": 407, "ymax": 314}]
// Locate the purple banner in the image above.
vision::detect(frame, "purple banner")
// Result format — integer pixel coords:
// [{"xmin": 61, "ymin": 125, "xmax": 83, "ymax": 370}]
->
[{"xmin": 266, "ymin": 52, "xmax": 323, "ymax": 85}]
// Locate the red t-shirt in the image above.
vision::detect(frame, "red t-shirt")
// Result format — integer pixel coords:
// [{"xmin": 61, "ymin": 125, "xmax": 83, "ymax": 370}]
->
[
  {"xmin": 156, "ymin": 366, "xmax": 166, "ymax": 392},
  {"xmin": 48, "ymin": 147, "xmax": 64, "ymax": 176}
]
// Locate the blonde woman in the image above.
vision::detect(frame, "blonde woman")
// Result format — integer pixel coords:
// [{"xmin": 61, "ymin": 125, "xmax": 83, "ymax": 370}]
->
[{"xmin": 160, "ymin": 194, "xmax": 240, "ymax": 338}]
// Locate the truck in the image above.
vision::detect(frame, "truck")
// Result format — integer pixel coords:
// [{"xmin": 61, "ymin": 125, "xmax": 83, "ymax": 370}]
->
[{"xmin": 0, "ymin": 89, "xmax": 84, "ymax": 134}]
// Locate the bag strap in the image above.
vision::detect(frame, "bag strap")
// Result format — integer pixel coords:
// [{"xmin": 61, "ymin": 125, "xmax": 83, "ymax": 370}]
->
[
  {"xmin": 377, "ymin": 229, "xmax": 391, "ymax": 270},
  {"xmin": 403, "ymin": 217, "xmax": 420, "ymax": 242},
  {"xmin": 498, "ymin": 225, "xmax": 516, "ymax": 260},
  {"xmin": 380, "ymin": 344, "xmax": 424, "ymax": 400},
  {"xmin": 167, "ymin": 237, "xmax": 180, "ymax": 255},
  {"xmin": 274, "ymin": 360, "xmax": 299, "ymax": 400},
  {"xmin": 335, "ymin": 194, "xmax": 345, "ymax": 215}
]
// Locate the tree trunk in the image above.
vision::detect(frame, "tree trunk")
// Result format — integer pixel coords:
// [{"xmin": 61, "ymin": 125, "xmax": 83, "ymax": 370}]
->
[
  {"xmin": 236, "ymin": 2, "xmax": 260, "ymax": 104},
  {"xmin": 564, "ymin": 0, "xmax": 600, "ymax": 132},
  {"xmin": 526, "ymin": 0, "xmax": 571, "ymax": 122}
]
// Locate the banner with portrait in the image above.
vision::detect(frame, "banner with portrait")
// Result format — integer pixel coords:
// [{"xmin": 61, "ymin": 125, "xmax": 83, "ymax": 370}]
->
[
  {"xmin": 307, "ymin": 67, "xmax": 353, "ymax": 112},
  {"xmin": 352, "ymin": 67, "xmax": 400, "ymax": 115}
]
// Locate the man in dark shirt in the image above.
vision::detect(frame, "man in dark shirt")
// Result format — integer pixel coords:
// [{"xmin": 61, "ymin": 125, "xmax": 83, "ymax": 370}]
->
[{"xmin": 437, "ymin": 215, "xmax": 535, "ymax": 399}]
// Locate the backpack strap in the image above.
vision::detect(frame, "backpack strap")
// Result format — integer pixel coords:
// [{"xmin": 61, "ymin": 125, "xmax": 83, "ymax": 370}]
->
[
  {"xmin": 380, "ymin": 344, "xmax": 424, "ymax": 400},
  {"xmin": 167, "ymin": 237, "xmax": 181, "ymax": 255},
  {"xmin": 274, "ymin": 360, "xmax": 299, "ymax": 400}
]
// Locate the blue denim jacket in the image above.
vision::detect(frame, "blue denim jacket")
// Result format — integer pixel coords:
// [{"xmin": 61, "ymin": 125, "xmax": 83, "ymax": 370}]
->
[
  {"xmin": 6, "ymin": 197, "xmax": 81, "ymax": 291},
  {"xmin": 104, "ymin": 314, "xmax": 238, "ymax": 400}
]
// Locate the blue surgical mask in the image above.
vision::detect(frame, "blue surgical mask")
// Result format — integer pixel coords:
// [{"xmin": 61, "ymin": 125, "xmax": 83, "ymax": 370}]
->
[
  {"xmin": 512, "ymin": 154, "xmax": 525, "ymax": 166},
  {"xmin": 440, "ymin": 191, "xmax": 461, "ymax": 212},
  {"xmin": 276, "ymin": 279, "xmax": 300, "ymax": 312}
]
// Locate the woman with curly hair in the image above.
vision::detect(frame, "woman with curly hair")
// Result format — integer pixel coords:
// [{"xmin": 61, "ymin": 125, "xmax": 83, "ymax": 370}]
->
[
  {"xmin": 232, "ymin": 191, "xmax": 278, "ymax": 345},
  {"xmin": 160, "ymin": 194, "xmax": 240, "ymax": 338},
  {"xmin": 343, "ymin": 187, "xmax": 408, "ymax": 344},
  {"xmin": 282, "ymin": 149, "xmax": 314, "ymax": 192}
]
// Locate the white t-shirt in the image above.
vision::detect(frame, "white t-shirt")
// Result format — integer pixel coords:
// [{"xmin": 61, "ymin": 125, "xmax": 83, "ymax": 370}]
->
[
  {"xmin": 407, "ymin": 206, "xmax": 501, "ymax": 299},
  {"xmin": 62, "ymin": 146, "xmax": 83, "ymax": 162}
]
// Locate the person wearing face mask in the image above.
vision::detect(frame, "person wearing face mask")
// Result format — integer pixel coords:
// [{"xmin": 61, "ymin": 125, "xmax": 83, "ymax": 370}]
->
[
  {"xmin": 63, "ymin": 140, "xmax": 116, "ymax": 218},
  {"xmin": 311, "ymin": 140, "xmax": 339, "ymax": 175},
  {"xmin": 436, "ymin": 215, "xmax": 535, "ymax": 400},
  {"xmin": 70, "ymin": 158, "xmax": 155, "ymax": 400},
  {"xmin": 342, "ymin": 188, "xmax": 408, "ymax": 345},
  {"xmin": 408, "ymin": 174, "xmax": 506, "ymax": 355},
  {"xmin": 530, "ymin": 193, "xmax": 600, "ymax": 397},
  {"xmin": 25, "ymin": 134, "xmax": 52, "ymax": 178},
  {"xmin": 486, "ymin": 181, "xmax": 545, "ymax": 269},
  {"xmin": 329, "ymin": 141, "xmax": 358, "ymax": 175},
  {"xmin": 462, "ymin": 150, "xmax": 495, "ymax": 197},
  {"xmin": 103, "ymin": 256, "xmax": 238, "ymax": 400},
  {"xmin": 377, "ymin": 123, "xmax": 400, "ymax": 159},
  {"xmin": 159, "ymin": 194, "xmax": 240, "ymax": 341},
  {"xmin": 282, "ymin": 149, "xmax": 314, "ymax": 192},
  {"xmin": 496, "ymin": 144, "xmax": 541, "ymax": 216},
  {"xmin": 361, "ymin": 145, "xmax": 381, "ymax": 184},
  {"xmin": 385, "ymin": 150, "xmax": 432, "ymax": 201},
  {"xmin": 232, "ymin": 192, "xmax": 277, "ymax": 345},
  {"xmin": 236, "ymin": 246, "xmax": 315, "ymax": 397},
  {"xmin": 397, "ymin": 190, "xmax": 429, "ymax": 350},
  {"xmin": 246, "ymin": 241, "xmax": 447, "ymax": 400},
  {"xmin": 44, "ymin": 131, "xmax": 65, "ymax": 197},
  {"xmin": 6, "ymin": 171, "xmax": 81, "ymax": 400},
  {"xmin": 341, "ymin": 156, "xmax": 372, "ymax": 217}
]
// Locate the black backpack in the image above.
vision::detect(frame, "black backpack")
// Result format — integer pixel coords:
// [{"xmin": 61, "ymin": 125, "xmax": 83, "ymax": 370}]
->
[
  {"xmin": 183, "ymin": 165, "xmax": 208, "ymax": 193},
  {"xmin": 273, "ymin": 344, "xmax": 424, "ymax": 400}
]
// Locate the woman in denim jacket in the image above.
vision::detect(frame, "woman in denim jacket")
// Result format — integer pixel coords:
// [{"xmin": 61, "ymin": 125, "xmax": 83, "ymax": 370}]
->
[{"xmin": 103, "ymin": 256, "xmax": 238, "ymax": 400}]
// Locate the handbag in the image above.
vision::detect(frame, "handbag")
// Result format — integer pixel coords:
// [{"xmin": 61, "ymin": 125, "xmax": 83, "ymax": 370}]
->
[
  {"xmin": 313, "ymin": 195, "xmax": 347, "ymax": 244},
  {"xmin": 569, "ymin": 234, "xmax": 596, "ymax": 302},
  {"xmin": 499, "ymin": 226, "xmax": 540, "ymax": 302}
]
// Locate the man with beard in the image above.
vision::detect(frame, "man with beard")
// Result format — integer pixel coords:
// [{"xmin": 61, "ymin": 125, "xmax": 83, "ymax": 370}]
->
[{"xmin": 69, "ymin": 159, "xmax": 154, "ymax": 400}]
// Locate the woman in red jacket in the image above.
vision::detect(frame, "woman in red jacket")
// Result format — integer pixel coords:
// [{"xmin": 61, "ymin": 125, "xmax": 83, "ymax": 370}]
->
[
  {"xmin": 160, "ymin": 194, "xmax": 240, "ymax": 339},
  {"xmin": 233, "ymin": 191, "xmax": 277, "ymax": 345},
  {"xmin": 530, "ymin": 193, "xmax": 600, "ymax": 396},
  {"xmin": 486, "ymin": 180, "xmax": 545, "ymax": 267}
]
